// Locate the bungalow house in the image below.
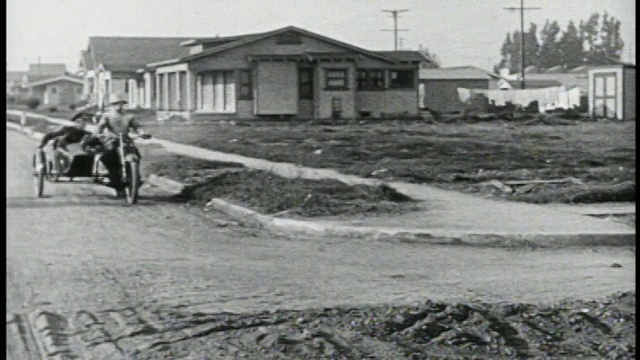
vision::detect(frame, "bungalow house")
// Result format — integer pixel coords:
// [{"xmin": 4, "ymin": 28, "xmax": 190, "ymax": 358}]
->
[
  {"xmin": 6, "ymin": 71, "xmax": 26, "ymax": 97},
  {"xmin": 143, "ymin": 26, "xmax": 428, "ymax": 120},
  {"xmin": 22, "ymin": 74, "xmax": 84, "ymax": 106},
  {"xmin": 419, "ymin": 66, "xmax": 505, "ymax": 113},
  {"xmin": 78, "ymin": 37, "xmax": 195, "ymax": 109}
]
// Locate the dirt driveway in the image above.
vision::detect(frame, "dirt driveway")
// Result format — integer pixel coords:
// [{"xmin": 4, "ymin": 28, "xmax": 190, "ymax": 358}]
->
[{"xmin": 6, "ymin": 128, "xmax": 635, "ymax": 359}]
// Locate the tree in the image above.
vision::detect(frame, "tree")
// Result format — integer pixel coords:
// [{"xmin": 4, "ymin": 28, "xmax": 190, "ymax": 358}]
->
[
  {"xmin": 580, "ymin": 13, "xmax": 601, "ymax": 64},
  {"xmin": 538, "ymin": 20, "xmax": 562, "ymax": 69},
  {"xmin": 598, "ymin": 12, "xmax": 625, "ymax": 62},
  {"xmin": 559, "ymin": 21, "xmax": 584, "ymax": 68},
  {"xmin": 523, "ymin": 23, "xmax": 540, "ymax": 69},
  {"xmin": 497, "ymin": 32, "xmax": 514, "ymax": 70}
]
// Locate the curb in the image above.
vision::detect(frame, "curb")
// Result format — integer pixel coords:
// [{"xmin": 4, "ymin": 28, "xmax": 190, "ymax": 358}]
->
[{"xmin": 145, "ymin": 173, "xmax": 636, "ymax": 248}]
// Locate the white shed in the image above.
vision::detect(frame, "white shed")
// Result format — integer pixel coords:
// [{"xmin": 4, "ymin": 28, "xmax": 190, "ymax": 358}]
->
[{"xmin": 588, "ymin": 64, "xmax": 636, "ymax": 120}]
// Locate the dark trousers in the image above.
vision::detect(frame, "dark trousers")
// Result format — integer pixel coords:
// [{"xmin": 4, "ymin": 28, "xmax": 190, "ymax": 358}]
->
[
  {"xmin": 100, "ymin": 149, "xmax": 123, "ymax": 190},
  {"xmin": 99, "ymin": 147, "xmax": 142, "ymax": 190}
]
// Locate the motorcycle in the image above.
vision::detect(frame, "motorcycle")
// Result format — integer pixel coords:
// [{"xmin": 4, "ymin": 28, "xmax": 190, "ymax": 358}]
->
[{"xmin": 32, "ymin": 132, "xmax": 151, "ymax": 205}]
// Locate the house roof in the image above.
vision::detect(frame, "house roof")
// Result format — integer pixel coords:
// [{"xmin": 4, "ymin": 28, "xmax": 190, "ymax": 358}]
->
[
  {"xmin": 23, "ymin": 74, "xmax": 54, "ymax": 83},
  {"xmin": 80, "ymin": 50, "xmax": 94, "ymax": 71},
  {"xmin": 543, "ymin": 65, "xmax": 565, "ymax": 73},
  {"xmin": 419, "ymin": 66, "xmax": 502, "ymax": 80},
  {"xmin": 180, "ymin": 32, "xmax": 266, "ymax": 47},
  {"xmin": 86, "ymin": 36, "xmax": 196, "ymax": 73},
  {"xmin": 23, "ymin": 74, "xmax": 84, "ymax": 88},
  {"xmin": 372, "ymin": 51, "xmax": 432, "ymax": 63},
  {"xmin": 7, "ymin": 71, "xmax": 26, "ymax": 82},
  {"xmin": 149, "ymin": 26, "xmax": 398, "ymax": 67},
  {"xmin": 507, "ymin": 79, "xmax": 564, "ymax": 89}
]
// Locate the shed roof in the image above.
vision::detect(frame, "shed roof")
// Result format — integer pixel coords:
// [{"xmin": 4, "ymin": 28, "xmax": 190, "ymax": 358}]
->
[{"xmin": 419, "ymin": 66, "xmax": 501, "ymax": 80}]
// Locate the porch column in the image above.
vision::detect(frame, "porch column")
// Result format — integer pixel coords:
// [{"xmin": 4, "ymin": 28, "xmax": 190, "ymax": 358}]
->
[
  {"xmin": 155, "ymin": 73, "xmax": 161, "ymax": 110},
  {"xmin": 163, "ymin": 72, "xmax": 169, "ymax": 111}
]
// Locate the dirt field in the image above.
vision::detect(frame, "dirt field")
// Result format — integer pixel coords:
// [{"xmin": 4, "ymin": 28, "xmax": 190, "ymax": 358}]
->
[
  {"xmin": 143, "ymin": 153, "xmax": 419, "ymax": 218},
  {"xmin": 139, "ymin": 118, "xmax": 635, "ymax": 204},
  {"xmin": 7, "ymin": 112, "xmax": 636, "ymax": 204},
  {"xmin": 139, "ymin": 291, "xmax": 636, "ymax": 359}
]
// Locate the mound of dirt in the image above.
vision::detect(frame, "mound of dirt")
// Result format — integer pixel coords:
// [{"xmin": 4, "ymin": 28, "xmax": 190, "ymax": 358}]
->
[
  {"xmin": 182, "ymin": 169, "xmax": 418, "ymax": 218},
  {"xmin": 140, "ymin": 291, "xmax": 636, "ymax": 359}
]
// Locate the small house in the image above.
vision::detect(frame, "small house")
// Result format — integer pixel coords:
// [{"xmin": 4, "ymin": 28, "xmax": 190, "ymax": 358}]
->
[
  {"xmin": 588, "ymin": 64, "xmax": 636, "ymax": 120},
  {"xmin": 22, "ymin": 74, "xmax": 84, "ymax": 106}
]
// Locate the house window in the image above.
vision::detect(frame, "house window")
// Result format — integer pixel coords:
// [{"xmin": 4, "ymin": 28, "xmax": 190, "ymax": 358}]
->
[
  {"xmin": 299, "ymin": 68, "xmax": 313, "ymax": 100},
  {"xmin": 198, "ymin": 71, "xmax": 235, "ymax": 113},
  {"xmin": 357, "ymin": 69, "xmax": 385, "ymax": 90},
  {"xmin": 239, "ymin": 70, "xmax": 252, "ymax": 100},
  {"xmin": 389, "ymin": 70, "xmax": 415, "ymax": 89},
  {"xmin": 51, "ymin": 87, "xmax": 57, "ymax": 94},
  {"xmin": 125, "ymin": 81, "xmax": 129, "ymax": 93},
  {"xmin": 76, "ymin": 87, "xmax": 82, "ymax": 94},
  {"xmin": 325, "ymin": 69, "xmax": 348, "ymax": 90}
]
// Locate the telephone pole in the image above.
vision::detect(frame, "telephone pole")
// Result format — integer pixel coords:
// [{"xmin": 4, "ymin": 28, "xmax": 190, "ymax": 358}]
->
[
  {"xmin": 381, "ymin": 9, "xmax": 410, "ymax": 50},
  {"xmin": 504, "ymin": 0, "xmax": 541, "ymax": 89}
]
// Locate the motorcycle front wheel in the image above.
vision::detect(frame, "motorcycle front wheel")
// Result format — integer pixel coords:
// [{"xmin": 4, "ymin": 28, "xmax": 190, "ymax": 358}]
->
[{"xmin": 124, "ymin": 161, "xmax": 139, "ymax": 204}]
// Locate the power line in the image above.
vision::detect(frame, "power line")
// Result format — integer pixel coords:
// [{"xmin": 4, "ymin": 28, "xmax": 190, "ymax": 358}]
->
[
  {"xmin": 503, "ymin": 0, "xmax": 541, "ymax": 89},
  {"xmin": 381, "ymin": 9, "xmax": 410, "ymax": 50}
]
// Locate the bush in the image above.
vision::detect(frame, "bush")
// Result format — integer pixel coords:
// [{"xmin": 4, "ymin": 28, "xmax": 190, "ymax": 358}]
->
[
  {"xmin": 69, "ymin": 104, "xmax": 77, "ymax": 110},
  {"xmin": 48, "ymin": 106, "xmax": 58, "ymax": 112},
  {"xmin": 25, "ymin": 97, "xmax": 40, "ymax": 109},
  {"xmin": 6, "ymin": 96, "xmax": 16, "ymax": 103}
]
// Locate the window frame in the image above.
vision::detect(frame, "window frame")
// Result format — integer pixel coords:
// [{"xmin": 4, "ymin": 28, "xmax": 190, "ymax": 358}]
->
[
  {"xmin": 356, "ymin": 69, "xmax": 386, "ymax": 91},
  {"xmin": 324, "ymin": 68, "xmax": 349, "ymax": 91},
  {"xmin": 389, "ymin": 70, "xmax": 415, "ymax": 89}
]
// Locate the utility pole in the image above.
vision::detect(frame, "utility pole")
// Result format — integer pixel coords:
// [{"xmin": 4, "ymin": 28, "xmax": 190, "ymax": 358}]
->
[
  {"xmin": 381, "ymin": 9, "xmax": 410, "ymax": 50},
  {"xmin": 503, "ymin": 0, "xmax": 541, "ymax": 89}
]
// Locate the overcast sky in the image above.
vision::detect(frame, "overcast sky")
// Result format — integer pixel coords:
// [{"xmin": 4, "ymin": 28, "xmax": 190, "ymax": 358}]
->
[{"xmin": 6, "ymin": 0, "xmax": 636, "ymax": 72}]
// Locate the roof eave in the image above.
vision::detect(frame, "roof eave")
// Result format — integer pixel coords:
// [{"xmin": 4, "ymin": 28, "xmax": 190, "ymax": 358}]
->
[
  {"xmin": 146, "ymin": 58, "xmax": 182, "ymax": 68},
  {"xmin": 182, "ymin": 26, "xmax": 398, "ymax": 64}
]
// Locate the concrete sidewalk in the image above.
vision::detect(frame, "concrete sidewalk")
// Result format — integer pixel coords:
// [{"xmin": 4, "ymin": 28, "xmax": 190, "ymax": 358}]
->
[{"xmin": 7, "ymin": 112, "xmax": 636, "ymax": 247}]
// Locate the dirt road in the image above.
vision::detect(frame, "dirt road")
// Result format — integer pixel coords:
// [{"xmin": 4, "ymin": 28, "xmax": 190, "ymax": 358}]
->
[{"xmin": 6, "ymin": 129, "xmax": 635, "ymax": 359}]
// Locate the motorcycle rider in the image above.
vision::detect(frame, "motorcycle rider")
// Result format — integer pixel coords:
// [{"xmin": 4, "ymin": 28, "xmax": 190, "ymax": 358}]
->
[{"xmin": 95, "ymin": 94, "xmax": 151, "ymax": 196}]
